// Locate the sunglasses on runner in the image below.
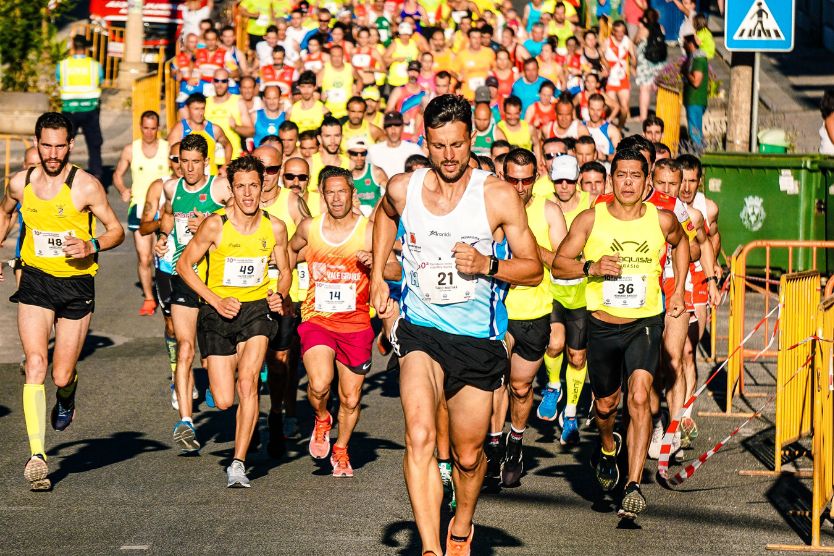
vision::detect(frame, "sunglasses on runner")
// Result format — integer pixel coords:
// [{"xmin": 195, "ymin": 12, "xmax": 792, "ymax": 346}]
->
[
  {"xmin": 553, "ymin": 178, "xmax": 577, "ymax": 185},
  {"xmin": 283, "ymin": 173, "xmax": 309, "ymax": 181},
  {"xmin": 505, "ymin": 175, "xmax": 536, "ymax": 186},
  {"xmin": 348, "ymin": 150, "xmax": 368, "ymax": 157},
  {"xmin": 169, "ymin": 156, "xmax": 179, "ymax": 163},
  {"xmin": 544, "ymin": 153, "xmax": 562, "ymax": 160},
  {"xmin": 264, "ymin": 165, "xmax": 282, "ymax": 175},
  {"xmin": 213, "ymin": 78, "xmax": 229, "ymax": 83}
]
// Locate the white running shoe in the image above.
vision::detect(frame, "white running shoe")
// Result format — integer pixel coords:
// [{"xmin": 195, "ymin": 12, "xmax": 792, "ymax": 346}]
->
[
  {"xmin": 192, "ymin": 384, "xmax": 198, "ymax": 400},
  {"xmin": 226, "ymin": 460, "xmax": 250, "ymax": 488},
  {"xmin": 170, "ymin": 383, "xmax": 178, "ymax": 411},
  {"xmin": 647, "ymin": 418, "xmax": 664, "ymax": 460}
]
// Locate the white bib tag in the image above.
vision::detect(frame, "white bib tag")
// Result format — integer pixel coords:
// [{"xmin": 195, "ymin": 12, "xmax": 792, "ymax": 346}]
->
[
  {"xmin": 314, "ymin": 282, "xmax": 356, "ymax": 312},
  {"xmin": 352, "ymin": 53, "xmax": 371, "ymax": 68},
  {"xmin": 328, "ymin": 88, "xmax": 347, "ymax": 103},
  {"xmin": 297, "ymin": 262, "xmax": 310, "ymax": 290},
  {"xmin": 32, "ymin": 229, "xmax": 73, "ymax": 258},
  {"xmin": 468, "ymin": 77, "xmax": 485, "ymax": 91},
  {"xmin": 175, "ymin": 215, "xmax": 194, "ymax": 246},
  {"xmin": 256, "ymin": 13, "xmax": 270, "ymax": 27},
  {"xmin": 602, "ymin": 275, "xmax": 647, "ymax": 309},
  {"xmin": 417, "ymin": 260, "xmax": 475, "ymax": 305},
  {"xmin": 222, "ymin": 256, "xmax": 266, "ymax": 287}
]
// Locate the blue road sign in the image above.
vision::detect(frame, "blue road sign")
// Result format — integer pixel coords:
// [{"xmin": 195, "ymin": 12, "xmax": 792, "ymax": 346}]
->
[{"xmin": 725, "ymin": 0, "xmax": 795, "ymax": 52}]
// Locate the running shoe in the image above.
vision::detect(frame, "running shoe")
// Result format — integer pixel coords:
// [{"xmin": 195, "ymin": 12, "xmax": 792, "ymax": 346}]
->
[
  {"xmin": 24, "ymin": 454, "xmax": 50, "ymax": 491},
  {"xmin": 192, "ymin": 384, "xmax": 198, "ymax": 400},
  {"xmin": 173, "ymin": 420, "xmax": 200, "ymax": 452},
  {"xmin": 483, "ymin": 438, "xmax": 503, "ymax": 489},
  {"xmin": 226, "ymin": 459, "xmax": 250, "ymax": 488},
  {"xmin": 618, "ymin": 481, "xmax": 647, "ymax": 519},
  {"xmin": 647, "ymin": 418, "xmax": 664, "ymax": 460},
  {"xmin": 592, "ymin": 431, "xmax": 622, "ymax": 492},
  {"xmin": 445, "ymin": 516, "xmax": 474, "ymax": 556},
  {"xmin": 560, "ymin": 416, "xmax": 580, "ymax": 447},
  {"xmin": 283, "ymin": 415, "xmax": 300, "ymax": 439},
  {"xmin": 681, "ymin": 416, "xmax": 699, "ymax": 442},
  {"xmin": 309, "ymin": 413, "xmax": 332, "ymax": 459},
  {"xmin": 376, "ymin": 332, "xmax": 393, "ymax": 356},
  {"xmin": 536, "ymin": 386, "xmax": 562, "ymax": 421},
  {"xmin": 438, "ymin": 461, "xmax": 456, "ymax": 511},
  {"xmin": 500, "ymin": 434, "xmax": 523, "ymax": 487},
  {"xmin": 267, "ymin": 412, "xmax": 286, "ymax": 460},
  {"xmin": 205, "ymin": 387, "xmax": 215, "ymax": 409},
  {"xmin": 170, "ymin": 383, "xmax": 178, "ymax": 410},
  {"xmin": 259, "ymin": 363, "xmax": 268, "ymax": 384},
  {"xmin": 50, "ymin": 397, "xmax": 75, "ymax": 432},
  {"xmin": 139, "ymin": 298, "xmax": 157, "ymax": 316},
  {"xmin": 331, "ymin": 446, "xmax": 354, "ymax": 477}
]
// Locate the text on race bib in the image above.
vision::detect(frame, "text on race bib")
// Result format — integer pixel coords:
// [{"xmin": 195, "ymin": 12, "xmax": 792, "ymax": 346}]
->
[
  {"xmin": 602, "ymin": 274, "xmax": 647, "ymax": 309},
  {"xmin": 314, "ymin": 282, "xmax": 356, "ymax": 313},
  {"xmin": 297, "ymin": 262, "xmax": 310, "ymax": 290},
  {"xmin": 175, "ymin": 216, "xmax": 194, "ymax": 245},
  {"xmin": 417, "ymin": 260, "xmax": 476, "ymax": 305},
  {"xmin": 33, "ymin": 230, "xmax": 74, "ymax": 258},
  {"xmin": 222, "ymin": 256, "xmax": 266, "ymax": 287}
]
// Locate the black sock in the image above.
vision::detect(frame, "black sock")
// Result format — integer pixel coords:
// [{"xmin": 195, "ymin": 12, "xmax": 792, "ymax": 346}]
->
[
  {"xmin": 438, "ymin": 458, "xmax": 452, "ymax": 465},
  {"xmin": 57, "ymin": 373, "xmax": 78, "ymax": 406},
  {"xmin": 488, "ymin": 432, "xmax": 502, "ymax": 447},
  {"xmin": 450, "ymin": 533, "xmax": 470, "ymax": 543}
]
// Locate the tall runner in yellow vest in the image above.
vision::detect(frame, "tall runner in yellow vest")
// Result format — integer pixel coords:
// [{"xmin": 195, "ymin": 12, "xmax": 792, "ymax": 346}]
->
[
  {"xmin": 497, "ymin": 96, "xmax": 537, "ymax": 153},
  {"xmin": 0, "ymin": 112, "xmax": 125, "ymax": 491},
  {"xmin": 177, "ymin": 155, "xmax": 292, "ymax": 488},
  {"xmin": 320, "ymin": 45, "xmax": 361, "ymax": 120},
  {"xmin": 485, "ymin": 148, "xmax": 567, "ymax": 489},
  {"xmin": 205, "ymin": 68, "xmax": 255, "ymax": 163},
  {"xmin": 289, "ymin": 71, "xmax": 329, "ymax": 134},
  {"xmin": 552, "ymin": 148, "xmax": 689, "ymax": 521},
  {"xmin": 253, "ymin": 145, "xmax": 312, "ymax": 456},
  {"xmin": 58, "ymin": 35, "xmax": 104, "ymax": 179},
  {"xmin": 168, "ymin": 93, "xmax": 234, "ymax": 175},
  {"xmin": 384, "ymin": 23, "xmax": 421, "ymax": 88},
  {"xmin": 113, "ymin": 111, "xmax": 170, "ymax": 315},
  {"xmin": 309, "ymin": 116, "xmax": 350, "ymax": 192}
]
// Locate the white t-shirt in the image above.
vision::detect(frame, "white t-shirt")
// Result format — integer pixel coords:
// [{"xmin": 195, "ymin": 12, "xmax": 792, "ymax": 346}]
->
[
  {"xmin": 279, "ymin": 38, "xmax": 301, "ymax": 65},
  {"xmin": 286, "ymin": 26, "xmax": 308, "ymax": 50},
  {"xmin": 180, "ymin": 6, "xmax": 211, "ymax": 40},
  {"xmin": 820, "ymin": 123, "xmax": 834, "ymax": 155},
  {"xmin": 368, "ymin": 140, "xmax": 423, "ymax": 178},
  {"xmin": 256, "ymin": 41, "xmax": 277, "ymax": 68}
]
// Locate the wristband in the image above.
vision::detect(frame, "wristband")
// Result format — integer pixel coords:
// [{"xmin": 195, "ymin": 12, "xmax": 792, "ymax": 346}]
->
[
  {"xmin": 90, "ymin": 238, "xmax": 100, "ymax": 253},
  {"xmin": 158, "ymin": 230, "xmax": 168, "ymax": 239},
  {"xmin": 705, "ymin": 276, "xmax": 719, "ymax": 284},
  {"xmin": 583, "ymin": 260, "xmax": 594, "ymax": 277}
]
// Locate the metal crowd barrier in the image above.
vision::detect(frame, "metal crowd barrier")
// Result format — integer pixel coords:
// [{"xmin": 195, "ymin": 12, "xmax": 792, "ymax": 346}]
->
[
  {"xmin": 131, "ymin": 72, "xmax": 162, "ymax": 140},
  {"xmin": 1, "ymin": 135, "xmax": 33, "ymax": 188}
]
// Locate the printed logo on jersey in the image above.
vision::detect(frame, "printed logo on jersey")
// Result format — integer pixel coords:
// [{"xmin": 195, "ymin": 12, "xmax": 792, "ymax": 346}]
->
[{"xmin": 609, "ymin": 239, "xmax": 653, "ymax": 269}]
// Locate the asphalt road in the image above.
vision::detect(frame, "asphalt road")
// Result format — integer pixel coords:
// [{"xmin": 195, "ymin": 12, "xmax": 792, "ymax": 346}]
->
[{"xmin": 0, "ymin": 189, "xmax": 829, "ymax": 555}]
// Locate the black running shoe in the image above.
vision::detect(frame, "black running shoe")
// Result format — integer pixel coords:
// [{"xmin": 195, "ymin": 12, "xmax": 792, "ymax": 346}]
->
[
  {"xmin": 267, "ymin": 412, "xmax": 285, "ymax": 460},
  {"xmin": 483, "ymin": 438, "xmax": 503, "ymax": 490},
  {"xmin": 500, "ymin": 434, "xmax": 524, "ymax": 487},
  {"xmin": 592, "ymin": 431, "xmax": 622, "ymax": 492},
  {"xmin": 618, "ymin": 481, "xmax": 647, "ymax": 519},
  {"xmin": 51, "ymin": 397, "xmax": 75, "ymax": 432}
]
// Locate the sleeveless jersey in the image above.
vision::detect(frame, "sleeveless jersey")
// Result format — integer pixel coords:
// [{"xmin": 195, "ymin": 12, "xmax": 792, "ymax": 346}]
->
[
  {"xmin": 303, "ymin": 52, "xmax": 325, "ymax": 74},
  {"xmin": 206, "ymin": 211, "xmax": 275, "ymax": 302},
  {"xmin": 605, "ymin": 36, "xmax": 632, "ymax": 89},
  {"xmin": 398, "ymin": 168, "xmax": 510, "ymax": 340},
  {"xmin": 170, "ymin": 176, "xmax": 223, "ymax": 272},
  {"xmin": 155, "ymin": 183, "xmax": 176, "ymax": 274},
  {"xmin": 322, "ymin": 63, "xmax": 354, "ymax": 119},
  {"xmin": 586, "ymin": 121, "xmax": 615, "ymax": 156},
  {"xmin": 301, "ymin": 215, "xmax": 371, "ymax": 332},
  {"xmin": 353, "ymin": 164, "xmax": 382, "ymax": 213},
  {"xmin": 130, "ymin": 138, "xmax": 169, "ymax": 209},
  {"xmin": 262, "ymin": 188, "xmax": 304, "ymax": 302},
  {"xmin": 497, "ymin": 120, "xmax": 532, "ymax": 150},
  {"xmin": 692, "ymin": 192, "xmax": 710, "ymax": 235},
  {"xmin": 505, "ymin": 195, "xmax": 554, "ymax": 320},
  {"xmin": 552, "ymin": 21, "xmax": 574, "ymax": 49},
  {"xmin": 195, "ymin": 47, "xmax": 227, "ymax": 82},
  {"xmin": 205, "ymin": 95, "xmax": 245, "ymax": 162},
  {"xmin": 19, "ymin": 166, "xmax": 97, "ymax": 277},
  {"xmin": 342, "ymin": 119, "xmax": 374, "ymax": 148},
  {"xmin": 260, "ymin": 64, "xmax": 296, "ymax": 96},
  {"xmin": 290, "ymin": 100, "xmax": 326, "ymax": 133},
  {"xmin": 388, "ymin": 39, "xmax": 419, "ymax": 87},
  {"xmin": 253, "ymin": 109, "xmax": 287, "ymax": 147},
  {"xmin": 530, "ymin": 102, "xmax": 557, "ymax": 129},
  {"xmin": 551, "ymin": 189, "xmax": 590, "ymax": 309},
  {"xmin": 544, "ymin": 119, "xmax": 581, "ymax": 140},
  {"xmin": 351, "ymin": 47, "xmax": 376, "ymax": 75},
  {"xmin": 309, "ymin": 152, "xmax": 350, "ymax": 193},
  {"xmin": 472, "ymin": 121, "xmax": 497, "ymax": 156},
  {"xmin": 182, "ymin": 119, "xmax": 218, "ymax": 174},
  {"xmin": 584, "ymin": 202, "xmax": 665, "ymax": 319}
]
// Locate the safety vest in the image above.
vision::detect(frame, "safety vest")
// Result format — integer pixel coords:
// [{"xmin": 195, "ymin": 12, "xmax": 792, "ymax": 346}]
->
[{"xmin": 59, "ymin": 56, "xmax": 101, "ymax": 112}]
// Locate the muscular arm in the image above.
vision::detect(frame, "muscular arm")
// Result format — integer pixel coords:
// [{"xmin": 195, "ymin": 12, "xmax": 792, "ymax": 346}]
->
[
  {"xmin": 167, "ymin": 122, "xmax": 184, "ymax": 145},
  {"xmin": 484, "ymin": 180, "xmax": 542, "ymax": 286},
  {"xmin": 372, "ymin": 165, "xmax": 389, "ymax": 189},
  {"xmin": 177, "ymin": 215, "xmax": 222, "ymax": 305},
  {"xmin": 287, "ymin": 217, "xmax": 311, "ymax": 268},
  {"xmin": 270, "ymin": 217, "xmax": 292, "ymax": 299},
  {"xmin": 707, "ymin": 199, "xmax": 721, "ymax": 259},
  {"xmin": 139, "ymin": 178, "xmax": 164, "ymax": 235},
  {"xmin": 83, "ymin": 177, "xmax": 126, "ymax": 252},
  {"xmin": 0, "ymin": 172, "xmax": 23, "ymax": 255},
  {"xmin": 661, "ymin": 210, "xmax": 690, "ymax": 317},
  {"xmin": 213, "ymin": 125, "xmax": 234, "ymax": 162},
  {"xmin": 370, "ymin": 173, "xmax": 407, "ymax": 316},
  {"xmin": 112, "ymin": 144, "xmax": 132, "ymax": 201},
  {"xmin": 552, "ymin": 209, "xmax": 594, "ymax": 279},
  {"xmin": 540, "ymin": 200, "xmax": 567, "ymax": 274},
  {"xmin": 234, "ymin": 99, "xmax": 255, "ymax": 138}
]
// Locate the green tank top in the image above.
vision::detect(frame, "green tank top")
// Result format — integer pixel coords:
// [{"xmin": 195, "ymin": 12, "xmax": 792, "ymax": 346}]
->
[
  {"xmin": 171, "ymin": 176, "xmax": 222, "ymax": 271},
  {"xmin": 353, "ymin": 164, "xmax": 382, "ymax": 211},
  {"xmin": 472, "ymin": 121, "xmax": 495, "ymax": 156}
]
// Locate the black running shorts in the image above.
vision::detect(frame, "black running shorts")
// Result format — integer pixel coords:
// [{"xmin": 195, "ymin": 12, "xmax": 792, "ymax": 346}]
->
[
  {"xmin": 155, "ymin": 270, "xmax": 174, "ymax": 317},
  {"xmin": 269, "ymin": 309, "xmax": 299, "ymax": 352},
  {"xmin": 170, "ymin": 274, "xmax": 201, "ymax": 308},
  {"xmin": 10, "ymin": 265, "xmax": 95, "ymax": 320},
  {"xmin": 391, "ymin": 318, "xmax": 509, "ymax": 395},
  {"xmin": 198, "ymin": 299, "xmax": 278, "ymax": 357},
  {"xmin": 506, "ymin": 315, "xmax": 550, "ymax": 362},
  {"xmin": 550, "ymin": 299, "xmax": 589, "ymax": 351},
  {"xmin": 586, "ymin": 313, "xmax": 664, "ymax": 399}
]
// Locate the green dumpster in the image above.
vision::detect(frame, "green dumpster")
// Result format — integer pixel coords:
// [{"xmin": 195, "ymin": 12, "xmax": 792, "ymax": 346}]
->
[{"xmin": 701, "ymin": 153, "xmax": 831, "ymax": 273}]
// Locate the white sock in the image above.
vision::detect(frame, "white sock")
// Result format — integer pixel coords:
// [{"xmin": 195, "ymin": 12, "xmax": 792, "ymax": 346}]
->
[
  {"xmin": 547, "ymin": 381, "xmax": 561, "ymax": 391},
  {"xmin": 565, "ymin": 405, "xmax": 577, "ymax": 418}
]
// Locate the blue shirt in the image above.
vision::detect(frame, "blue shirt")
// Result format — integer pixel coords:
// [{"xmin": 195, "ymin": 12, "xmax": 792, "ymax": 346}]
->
[
  {"xmin": 523, "ymin": 39, "xmax": 546, "ymax": 58},
  {"xmin": 511, "ymin": 76, "xmax": 551, "ymax": 113}
]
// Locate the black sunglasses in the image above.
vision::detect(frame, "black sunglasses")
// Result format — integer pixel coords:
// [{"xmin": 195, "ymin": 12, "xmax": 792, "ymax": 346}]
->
[
  {"xmin": 169, "ymin": 156, "xmax": 179, "ymax": 163},
  {"xmin": 553, "ymin": 178, "xmax": 577, "ymax": 185},
  {"xmin": 348, "ymin": 150, "xmax": 368, "ymax": 156},
  {"xmin": 265, "ymin": 165, "xmax": 282, "ymax": 175},
  {"xmin": 544, "ymin": 153, "xmax": 564, "ymax": 160},
  {"xmin": 505, "ymin": 175, "xmax": 536, "ymax": 186},
  {"xmin": 284, "ymin": 172, "xmax": 309, "ymax": 181},
  {"xmin": 213, "ymin": 78, "xmax": 229, "ymax": 83}
]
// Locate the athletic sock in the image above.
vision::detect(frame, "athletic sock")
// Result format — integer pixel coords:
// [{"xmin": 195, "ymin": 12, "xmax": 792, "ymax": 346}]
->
[
  {"xmin": 565, "ymin": 363, "xmax": 587, "ymax": 418},
  {"xmin": 181, "ymin": 416, "xmax": 193, "ymax": 424},
  {"xmin": 450, "ymin": 533, "xmax": 470, "ymax": 543},
  {"xmin": 56, "ymin": 372, "xmax": 78, "ymax": 407},
  {"xmin": 601, "ymin": 445, "xmax": 616, "ymax": 457},
  {"xmin": 164, "ymin": 334, "xmax": 177, "ymax": 379},
  {"xmin": 437, "ymin": 458, "xmax": 452, "ymax": 465},
  {"xmin": 509, "ymin": 426, "xmax": 525, "ymax": 441},
  {"xmin": 543, "ymin": 352, "xmax": 564, "ymax": 388},
  {"xmin": 23, "ymin": 384, "xmax": 46, "ymax": 459},
  {"xmin": 487, "ymin": 432, "xmax": 502, "ymax": 447}
]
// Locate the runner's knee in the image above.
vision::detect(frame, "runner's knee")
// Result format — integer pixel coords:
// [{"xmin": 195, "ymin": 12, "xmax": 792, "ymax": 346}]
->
[
  {"xmin": 405, "ymin": 422, "xmax": 436, "ymax": 455},
  {"xmin": 453, "ymin": 446, "xmax": 484, "ymax": 474},
  {"xmin": 567, "ymin": 349, "xmax": 586, "ymax": 368},
  {"xmin": 509, "ymin": 378, "xmax": 533, "ymax": 400},
  {"xmin": 594, "ymin": 395, "xmax": 619, "ymax": 419}
]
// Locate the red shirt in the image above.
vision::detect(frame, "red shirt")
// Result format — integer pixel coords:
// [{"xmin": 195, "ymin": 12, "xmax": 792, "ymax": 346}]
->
[{"xmin": 195, "ymin": 47, "xmax": 227, "ymax": 82}]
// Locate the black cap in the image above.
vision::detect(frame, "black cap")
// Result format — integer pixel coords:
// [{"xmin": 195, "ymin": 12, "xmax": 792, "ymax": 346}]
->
[
  {"xmin": 485, "ymin": 76, "xmax": 499, "ymax": 88},
  {"xmin": 407, "ymin": 60, "xmax": 421, "ymax": 72},
  {"xmin": 384, "ymin": 112, "xmax": 404, "ymax": 126}
]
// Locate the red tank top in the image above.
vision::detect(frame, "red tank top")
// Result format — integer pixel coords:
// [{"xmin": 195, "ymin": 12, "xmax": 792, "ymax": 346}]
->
[
  {"xmin": 195, "ymin": 47, "xmax": 227, "ymax": 82},
  {"xmin": 261, "ymin": 65, "xmax": 296, "ymax": 95}
]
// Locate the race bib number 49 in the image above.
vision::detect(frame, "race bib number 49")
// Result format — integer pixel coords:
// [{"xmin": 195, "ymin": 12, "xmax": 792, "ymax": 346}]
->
[
  {"xmin": 602, "ymin": 274, "xmax": 647, "ymax": 309},
  {"xmin": 222, "ymin": 257, "xmax": 266, "ymax": 287},
  {"xmin": 33, "ymin": 229, "xmax": 73, "ymax": 258},
  {"xmin": 417, "ymin": 261, "xmax": 475, "ymax": 305},
  {"xmin": 315, "ymin": 282, "xmax": 356, "ymax": 313}
]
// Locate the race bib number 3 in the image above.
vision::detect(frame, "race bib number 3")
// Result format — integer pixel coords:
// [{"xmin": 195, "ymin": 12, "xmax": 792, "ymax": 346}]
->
[
  {"xmin": 417, "ymin": 261, "xmax": 475, "ymax": 305},
  {"xmin": 602, "ymin": 275, "xmax": 647, "ymax": 309},
  {"xmin": 223, "ymin": 257, "xmax": 266, "ymax": 287},
  {"xmin": 315, "ymin": 282, "xmax": 356, "ymax": 313},
  {"xmin": 297, "ymin": 263, "xmax": 310, "ymax": 290},
  {"xmin": 33, "ymin": 229, "xmax": 74, "ymax": 258}
]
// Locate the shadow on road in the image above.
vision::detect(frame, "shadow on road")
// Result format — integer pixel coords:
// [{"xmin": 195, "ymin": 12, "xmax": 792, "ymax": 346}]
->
[
  {"xmin": 381, "ymin": 519, "xmax": 522, "ymax": 555},
  {"xmin": 47, "ymin": 332, "xmax": 115, "ymax": 364},
  {"xmin": 47, "ymin": 431, "xmax": 168, "ymax": 487},
  {"xmin": 0, "ymin": 404, "xmax": 10, "ymax": 420}
]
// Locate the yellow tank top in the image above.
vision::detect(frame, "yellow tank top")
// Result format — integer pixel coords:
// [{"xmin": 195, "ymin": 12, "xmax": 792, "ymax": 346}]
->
[
  {"xmin": 532, "ymin": 175, "xmax": 552, "ymax": 198},
  {"xmin": 130, "ymin": 139, "xmax": 169, "ymax": 209},
  {"xmin": 309, "ymin": 152, "xmax": 350, "ymax": 193},
  {"xmin": 205, "ymin": 95, "xmax": 244, "ymax": 162},
  {"xmin": 342, "ymin": 120, "xmax": 374, "ymax": 149},
  {"xmin": 388, "ymin": 39, "xmax": 419, "ymax": 87},
  {"xmin": 20, "ymin": 166, "xmax": 97, "ymax": 277},
  {"xmin": 505, "ymin": 195, "xmax": 554, "ymax": 321},
  {"xmin": 497, "ymin": 120, "xmax": 532, "ymax": 150},
  {"xmin": 262, "ymin": 188, "xmax": 303, "ymax": 301},
  {"xmin": 183, "ymin": 121, "xmax": 219, "ymax": 175},
  {"xmin": 206, "ymin": 211, "xmax": 275, "ymax": 302},
  {"xmin": 584, "ymin": 202, "xmax": 665, "ymax": 319},
  {"xmin": 290, "ymin": 100, "xmax": 326, "ymax": 133},
  {"xmin": 322, "ymin": 63, "xmax": 354, "ymax": 119},
  {"xmin": 550, "ymin": 189, "xmax": 590, "ymax": 308},
  {"xmin": 294, "ymin": 190, "xmax": 323, "ymax": 303}
]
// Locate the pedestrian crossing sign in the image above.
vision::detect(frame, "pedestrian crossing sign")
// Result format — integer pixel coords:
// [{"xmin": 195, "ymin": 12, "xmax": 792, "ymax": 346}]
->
[{"xmin": 725, "ymin": 0, "xmax": 795, "ymax": 52}]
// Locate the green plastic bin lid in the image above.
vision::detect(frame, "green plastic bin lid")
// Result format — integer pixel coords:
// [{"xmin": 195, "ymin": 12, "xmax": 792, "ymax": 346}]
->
[{"xmin": 757, "ymin": 128, "xmax": 789, "ymax": 147}]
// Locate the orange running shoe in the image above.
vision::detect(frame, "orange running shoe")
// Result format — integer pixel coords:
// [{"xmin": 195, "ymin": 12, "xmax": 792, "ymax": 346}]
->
[
  {"xmin": 308, "ymin": 413, "xmax": 332, "ymax": 459},
  {"xmin": 139, "ymin": 298, "xmax": 157, "ymax": 316},
  {"xmin": 445, "ymin": 517, "xmax": 474, "ymax": 556},
  {"xmin": 330, "ymin": 446, "xmax": 354, "ymax": 477}
]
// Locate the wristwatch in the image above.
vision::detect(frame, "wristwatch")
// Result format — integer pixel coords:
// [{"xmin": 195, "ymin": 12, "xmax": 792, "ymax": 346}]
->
[
  {"xmin": 90, "ymin": 238, "xmax": 101, "ymax": 253},
  {"xmin": 486, "ymin": 256, "xmax": 500, "ymax": 277},
  {"xmin": 583, "ymin": 260, "xmax": 594, "ymax": 277}
]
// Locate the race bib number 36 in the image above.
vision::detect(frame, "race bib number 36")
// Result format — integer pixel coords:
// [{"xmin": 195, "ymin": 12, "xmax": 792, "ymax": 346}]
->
[
  {"xmin": 223, "ymin": 257, "xmax": 266, "ymax": 287},
  {"xmin": 315, "ymin": 282, "xmax": 356, "ymax": 313},
  {"xmin": 33, "ymin": 229, "xmax": 73, "ymax": 258},
  {"xmin": 417, "ymin": 261, "xmax": 475, "ymax": 305},
  {"xmin": 602, "ymin": 274, "xmax": 647, "ymax": 309}
]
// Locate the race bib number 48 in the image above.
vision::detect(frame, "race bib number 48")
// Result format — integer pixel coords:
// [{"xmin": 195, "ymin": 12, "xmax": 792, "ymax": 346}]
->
[
  {"xmin": 33, "ymin": 229, "xmax": 74, "ymax": 258},
  {"xmin": 315, "ymin": 282, "xmax": 356, "ymax": 313},
  {"xmin": 417, "ymin": 261, "xmax": 475, "ymax": 305},
  {"xmin": 223, "ymin": 256, "xmax": 266, "ymax": 287},
  {"xmin": 602, "ymin": 274, "xmax": 647, "ymax": 309}
]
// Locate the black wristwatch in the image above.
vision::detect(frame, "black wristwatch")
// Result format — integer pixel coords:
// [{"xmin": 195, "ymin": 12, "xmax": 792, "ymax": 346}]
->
[
  {"xmin": 583, "ymin": 260, "xmax": 594, "ymax": 277},
  {"xmin": 486, "ymin": 255, "xmax": 500, "ymax": 277}
]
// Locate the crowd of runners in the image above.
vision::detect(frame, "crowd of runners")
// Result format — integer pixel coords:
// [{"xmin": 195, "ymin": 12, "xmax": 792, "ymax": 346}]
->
[{"xmin": 0, "ymin": 1, "xmax": 724, "ymax": 554}]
